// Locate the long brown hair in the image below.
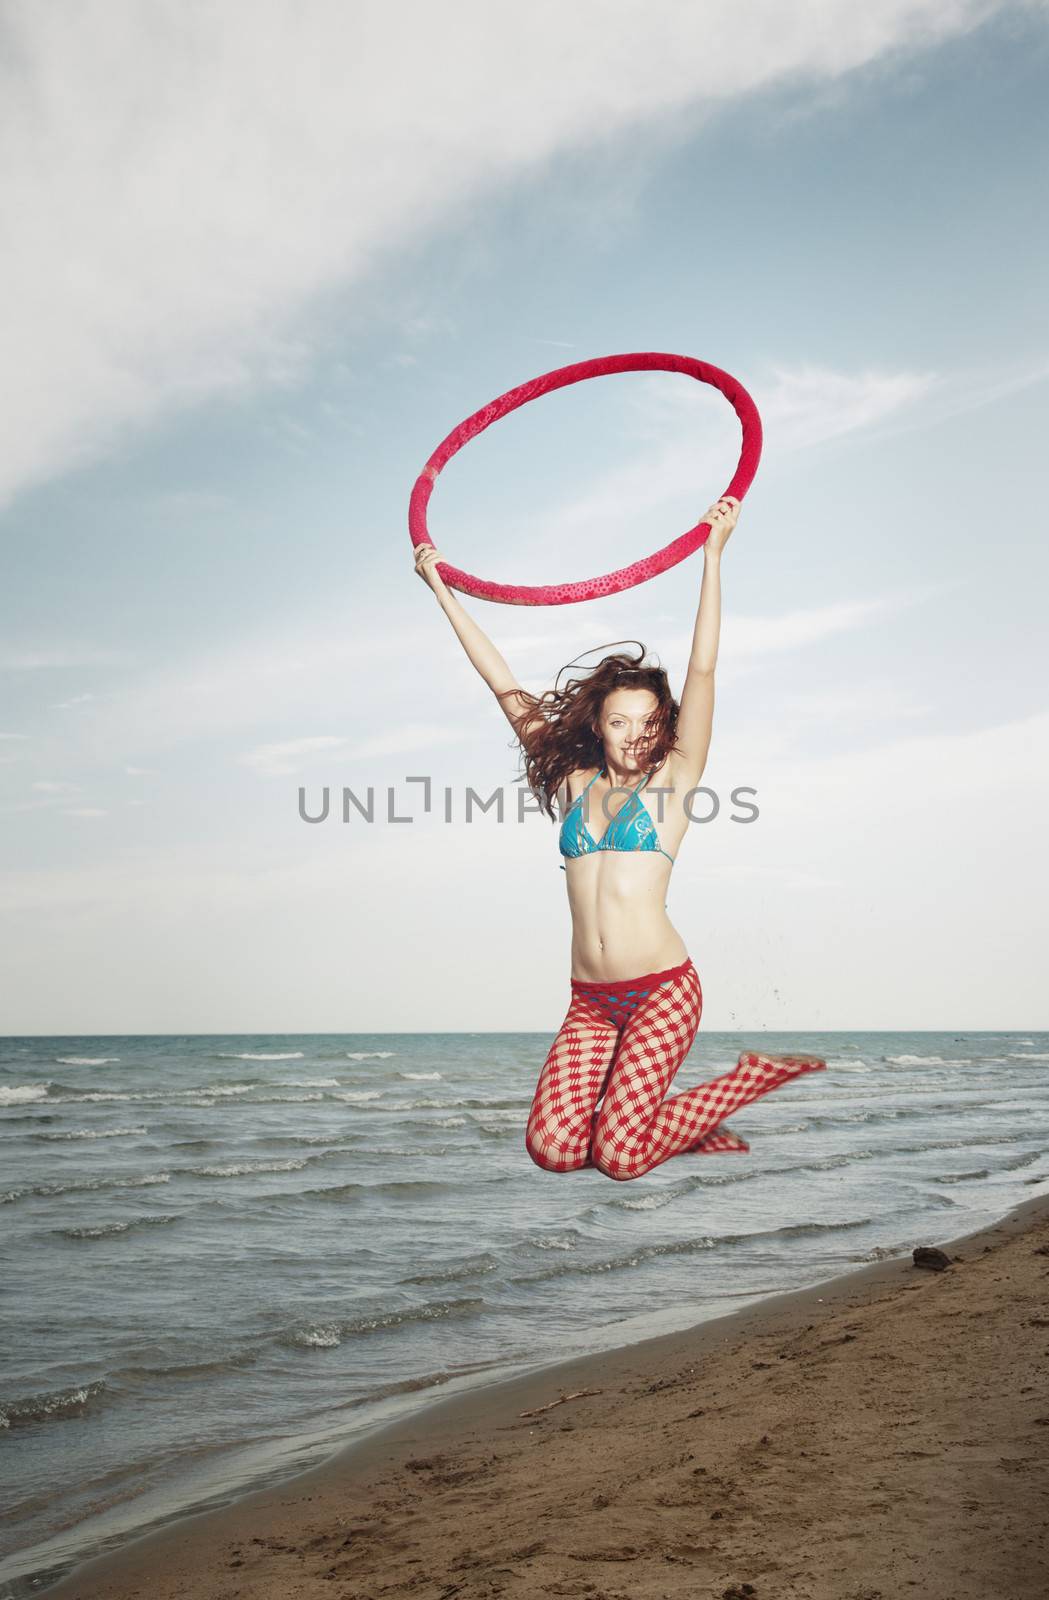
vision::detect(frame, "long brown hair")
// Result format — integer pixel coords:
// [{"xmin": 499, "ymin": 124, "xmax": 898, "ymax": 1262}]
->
[{"xmin": 502, "ymin": 641, "xmax": 682, "ymax": 823}]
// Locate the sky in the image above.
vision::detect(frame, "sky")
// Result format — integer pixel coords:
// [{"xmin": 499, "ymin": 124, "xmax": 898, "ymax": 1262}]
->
[{"xmin": 1, "ymin": 0, "xmax": 1048, "ymax": 1034}]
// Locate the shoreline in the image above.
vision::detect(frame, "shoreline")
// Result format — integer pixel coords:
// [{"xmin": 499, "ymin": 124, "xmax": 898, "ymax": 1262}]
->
[{"xmin": 37, "ymin": 1187, "xmax": 1049, "ymax": 1598}]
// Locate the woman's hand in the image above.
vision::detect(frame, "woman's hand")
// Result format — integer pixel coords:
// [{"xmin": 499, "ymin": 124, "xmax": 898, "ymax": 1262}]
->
[
  {"xmin": 414, "ymin": 541, "xmax": 449, "ymax": 595},
  {"xmin": 701, "ymin": 495, "xmax": 741, "ymax": 557}
]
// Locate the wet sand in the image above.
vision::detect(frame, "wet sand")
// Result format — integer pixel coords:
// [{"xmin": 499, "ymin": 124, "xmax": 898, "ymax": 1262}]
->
[{"xmin": 43, "ymin": 1191, "xmax": 1049, "ymax": 1600}]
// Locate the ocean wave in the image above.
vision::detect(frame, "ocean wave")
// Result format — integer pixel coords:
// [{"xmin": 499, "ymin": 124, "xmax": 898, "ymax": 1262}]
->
[
  {"xmin": 297, "ymin": 1183, "xmax": 365, "ymax": 1202},
  {"xmin": 112, "ymin": 1348, "xmax": 259, "ymax": 1383},
  {"xmin": 883, "ymin": 1054, "xmax": 953, "ymax": 1066},
  {"xmin": 0, "ymin": 1084, "xmax": 50, "ymax": 1105},
  {"xmin": 345, "ymin": 1051, "xmax": 397, "ymax": 1060},
  {"xmin": 53, "ymin": 1056, "xmax": 121, "ymax": 1066},
  {"xmin": 30, "ymin": 1086, "xmax": 349, "ymax": 1107},
  {"xmin": 32, "ymin": 1126, "xmax": 148, "ymax": 1141},
  {"xmin": 182, "ymin": 1158, "xmax": 311, "ymax": 1178},
  {"xmin": 0, "ymin": 1379, "xmax": 107, "ymax": 1430},
  {"xmin": 55, "ymin": 1214, "xmax": 181, "ymax": 1240},
  {"xmin": 215, "ymin": 1052, "xmax": 305, "ymax": 1060},
  {"xmin": 279, "ymin": 1296, "xmax": 484, "ymax": 1348},
  {"xmin": 2, "ymin": 1172, "xmax": 171, "ymax": 1204},
  {"xmin": 300, "ymin": 1176, "xmax": 463, "ymax": 1202},
  {"xmin": 397, "ymin": 1097, "xmax": 526, "ymax": 1112},
  {"xmin": 523, "ymin": 1227, "xmax": 585, "ymax": 1251},
  {"xmin": 399, "ymin": 1253, "xmax": 500, "ymax": 1286},
  {"xmin": 511, "ymin": 1216, "xmax": 874, "ymax": 1286}
]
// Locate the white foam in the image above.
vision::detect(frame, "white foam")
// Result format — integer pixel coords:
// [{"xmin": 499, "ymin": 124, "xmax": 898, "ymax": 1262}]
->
[
  {"xmin": 0, "ymin": 1084, "xmax": 49, "ymax": 1104},
  {"xmin": 54, "ymin": 1056, "xmax": 121, "ymax": 1065},
  {"xmin": 884, "ymin": 1054, "xmax": 950, "ymax": 1065},
  {"xmin": 217, "ymin": 1051, "xmax": 306, "ymax": 1060}
]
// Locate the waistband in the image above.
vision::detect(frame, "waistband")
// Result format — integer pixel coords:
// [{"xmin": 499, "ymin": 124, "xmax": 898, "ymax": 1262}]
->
[{"xmin": 570, "ymin": 955, "xmax": 694, "ymax": 994}]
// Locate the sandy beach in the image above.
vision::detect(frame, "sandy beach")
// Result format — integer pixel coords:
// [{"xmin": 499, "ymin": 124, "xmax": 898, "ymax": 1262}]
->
[{"xmin": 42, "ymin": 1191, "xmax": 1049, "ymax": 1600}]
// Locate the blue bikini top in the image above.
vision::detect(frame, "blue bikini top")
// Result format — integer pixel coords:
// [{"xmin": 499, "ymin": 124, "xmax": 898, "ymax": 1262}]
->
[{"xmin": 558, "ymin": 766, "xmax": 675, "ymax": 871}]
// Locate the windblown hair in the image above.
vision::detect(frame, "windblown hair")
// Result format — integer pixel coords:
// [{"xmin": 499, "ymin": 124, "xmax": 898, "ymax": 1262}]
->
[{"xmin": 501, "ymin": 641, "xmax": 682, "ymax": 823}]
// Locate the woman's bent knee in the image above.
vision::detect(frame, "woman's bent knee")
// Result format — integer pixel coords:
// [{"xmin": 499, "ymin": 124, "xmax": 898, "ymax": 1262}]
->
[
  {"xmin": 589, "ymin": 1140, "xmax": 641, "ymax": 1181},
  {"xmin": 525, "ymin": 1125, "xmax": 589, "ymax": 1172}
]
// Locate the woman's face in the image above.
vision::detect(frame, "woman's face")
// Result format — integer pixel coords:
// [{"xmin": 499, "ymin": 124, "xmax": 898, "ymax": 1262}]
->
[{"xmin": 596, "ymin": 689, "xmax": 660, "ymax": 770}]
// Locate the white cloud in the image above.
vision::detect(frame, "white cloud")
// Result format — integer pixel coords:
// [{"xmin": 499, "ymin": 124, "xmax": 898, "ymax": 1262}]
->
[
  {"xmin": 25, "ymin": 581, "xmax": 917, "ymax": 769},
  {"xmin": 0, "ymin": 0, "xmax": 1024, "ymax": 508},
  {"xmin": 1, "ymin": 708, "xmax": 1045, "ymax": 1029},
  {"xmin": 644, "ymin": 581, "xmax": 956, "ymax": 683},
  {"xmin": 354, "ymin": 723, "xmax": 476, "ymax": 760},
  {"xmin": 241, "ymin": 735, "xmax": 348, "ymax": 777},
  {"xmin": 52, "ymin": 693, "xmax": 98, "ymax": 710},
  {"xmin": 519, "ymin": 364, "xmax": 945, "ymax": 555},
  {"xmin": 44, "ymin": 606, "xmax": 414, "ymax": 753},
  {"xmin": 775, "ymin": 682, "xmax": 935, "ymax": 722},
  {"xmin": 0, "ymin": 648, "xmax": 129, "ymax": 671}
]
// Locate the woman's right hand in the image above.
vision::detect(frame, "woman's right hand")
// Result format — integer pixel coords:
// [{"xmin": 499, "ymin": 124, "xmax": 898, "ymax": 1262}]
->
[
  {"xmin": 413, "ymin": 542, "xmax": 449, "ymax": 595},
  {"xmin": 701, "ymin": 495, "xmax": 740, "ymax": 557}
]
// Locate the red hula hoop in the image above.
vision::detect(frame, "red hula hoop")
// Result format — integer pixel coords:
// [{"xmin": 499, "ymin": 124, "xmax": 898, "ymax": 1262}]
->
[{"xmin": 408, "ymin": 351, "xmax": 762, "ymax": 607}]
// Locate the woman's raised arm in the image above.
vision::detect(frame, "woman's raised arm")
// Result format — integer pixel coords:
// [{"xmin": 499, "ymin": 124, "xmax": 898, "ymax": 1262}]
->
[
  {"xmin": 414, "ymin": 542, "xmax": 533, "ymax": 740},
  {"xmin": 672, "ymin": 497, "xmax": 740, "ymax": 783}
]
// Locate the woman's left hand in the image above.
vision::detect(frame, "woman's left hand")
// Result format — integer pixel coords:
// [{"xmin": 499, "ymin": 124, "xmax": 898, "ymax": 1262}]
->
[{"xmin": 701, "ymin": 495, "xmax": 741, "ymax": 556}]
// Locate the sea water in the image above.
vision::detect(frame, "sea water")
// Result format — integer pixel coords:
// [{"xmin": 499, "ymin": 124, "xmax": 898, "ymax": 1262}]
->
[{"xmin": 1, "ymin": 1029, "xmax": 1046, "ymax": 1594}]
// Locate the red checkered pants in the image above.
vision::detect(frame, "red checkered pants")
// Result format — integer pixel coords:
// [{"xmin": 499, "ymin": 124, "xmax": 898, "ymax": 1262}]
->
[{"xmin": 525, "ymin": 955, "xmax": 826, "ymax": 1181}]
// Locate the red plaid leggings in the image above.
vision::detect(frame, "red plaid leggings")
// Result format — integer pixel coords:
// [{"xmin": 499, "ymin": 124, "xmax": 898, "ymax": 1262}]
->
[{"xmin": 526, "ymin": 955, "xmax": 826, "ymax": 1181}]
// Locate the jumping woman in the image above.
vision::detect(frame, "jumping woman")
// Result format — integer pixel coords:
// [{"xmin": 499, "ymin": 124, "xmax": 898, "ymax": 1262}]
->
[{"xmin": 413, "ymin": 495, "xmax": 826, "ymax": 1182}]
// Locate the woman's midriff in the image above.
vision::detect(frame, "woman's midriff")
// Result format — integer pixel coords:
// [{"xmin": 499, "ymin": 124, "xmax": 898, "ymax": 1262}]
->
[{"xmin": 564, "ymin": 862, "xmax": 687, "ymax": 982}]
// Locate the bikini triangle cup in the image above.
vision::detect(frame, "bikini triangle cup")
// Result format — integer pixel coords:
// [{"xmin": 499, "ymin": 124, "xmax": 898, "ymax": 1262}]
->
[{"xmin": 558, "ymin": 768, "xmax": 675, "ymax": 905}]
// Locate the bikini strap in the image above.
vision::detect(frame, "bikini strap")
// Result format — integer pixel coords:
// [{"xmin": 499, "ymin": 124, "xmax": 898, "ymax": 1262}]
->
[
  {"xmin": 577, "ymin": 767, "xmax": 602, "ymax": 811},
  {"xmin": 562, "ymin": 767, "xmax": 601, "ymax": 814}
]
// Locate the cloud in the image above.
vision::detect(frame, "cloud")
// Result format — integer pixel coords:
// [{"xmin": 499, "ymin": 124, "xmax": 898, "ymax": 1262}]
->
[
  {"xmin": 241, "ymin": 735, "xmax": 348, "ymax": 777},
  {"xmin": 45, "ymin": 606, "xmax": 414, "ymax": 754},
  {"xmin": 775, "ymin": 682, "xmax": 935, "ymax": 722},
  {"xmin": 709, "ymin": 583, "xmax": 948, "ymax": 664},
  {"xmin": 519, "ymin": 364, "xmax": 942, "ymax": 555},
  {"xmin": 0, "ymin": 0, "xmax": 1024, "ymax": 509},
  {"xmin": 637, "ymin": 580, "xmax": 956, "ymax": 685},
  {"xmin": 16, "ymin": 575, "xmax": 932, "ymax": 782},
  {"xmin": 2, "ymin": 705, "xmax": 1044, "ymax": 913},
  {"xmin": 52, "ymin": 693, "xmax": 98, "ymax": 710},
  {"xmin": 0, "ymin": 648, "xmax": 129, "ymax": 671},
  {"xmin": 354, "ymin": 723, "xmax": 476, "ymax": 760},
  {"xmin": 498, "ymin": 345, "xmax": 1049, "ymax": 579}
]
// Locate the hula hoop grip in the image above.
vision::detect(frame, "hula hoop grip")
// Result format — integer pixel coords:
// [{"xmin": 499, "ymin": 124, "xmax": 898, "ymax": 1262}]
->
[{"xmin": 409, "ymin": 351, "xmax": 762, "ymax": 607}]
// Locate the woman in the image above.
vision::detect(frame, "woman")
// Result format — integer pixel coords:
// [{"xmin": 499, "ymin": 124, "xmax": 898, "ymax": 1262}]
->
[{"xmin": 414, "ymin": 496, "xmax": 825, "ymax": 1182}]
